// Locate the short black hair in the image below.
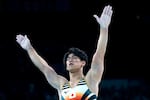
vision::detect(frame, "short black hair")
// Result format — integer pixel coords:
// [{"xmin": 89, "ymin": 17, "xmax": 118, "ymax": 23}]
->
[{"xmin": 63, "ymin": 47, "xmax": 88, "ymax": 67}]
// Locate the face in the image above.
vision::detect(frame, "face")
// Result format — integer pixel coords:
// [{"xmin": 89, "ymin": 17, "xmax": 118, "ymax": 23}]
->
[{"xmin": 66, "ymin": 53, "xmax": 85, "ymax": 72}]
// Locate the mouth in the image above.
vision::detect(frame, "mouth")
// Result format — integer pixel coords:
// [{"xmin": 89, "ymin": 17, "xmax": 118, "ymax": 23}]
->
[{"xmin": 69, "ymin": 63, "xmax": 74, "ymax": 66}]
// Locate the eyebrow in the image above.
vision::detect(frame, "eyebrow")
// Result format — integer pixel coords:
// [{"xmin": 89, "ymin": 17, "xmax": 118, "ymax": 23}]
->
[
  {"xmin": 67, "ymin": 55, "xmax": 79, "ymax": 58},
  {"xmin": 68, "ymin": 55, "xmax": 75, "ymax": 58}
]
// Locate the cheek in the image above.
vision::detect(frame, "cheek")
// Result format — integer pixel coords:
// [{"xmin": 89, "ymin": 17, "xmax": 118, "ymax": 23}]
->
[
  {"xmin": 66, "ymin": 61, "xmax": 69, "ymax": 65},
  {"xmin": 76, "ymin": 62, "xmax": 82, "ymax": 66}
]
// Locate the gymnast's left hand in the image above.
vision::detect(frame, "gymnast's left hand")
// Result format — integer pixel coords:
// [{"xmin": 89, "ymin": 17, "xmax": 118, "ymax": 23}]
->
[{"xmin": 93, "ymin": 5, "xmax": 113, "ymax": 28}]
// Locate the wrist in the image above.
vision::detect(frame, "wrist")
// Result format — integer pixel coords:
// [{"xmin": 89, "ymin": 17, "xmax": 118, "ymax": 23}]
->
[
  {"xmin": 100, "ymin": 27, "xmax": 108, "ymax": 33},
  {"xmin": 26, "ymin": 45, "xmax": 34, "ymax": 52},
  {"xmin": 100, "ymin": 25, "xmax": 109, "ymax": 30}
]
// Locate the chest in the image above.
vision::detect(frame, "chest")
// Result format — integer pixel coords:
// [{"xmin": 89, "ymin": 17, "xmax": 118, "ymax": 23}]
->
[{"xmin": 61, "ymin": 85, "xmax": 89, "ymax": 100}]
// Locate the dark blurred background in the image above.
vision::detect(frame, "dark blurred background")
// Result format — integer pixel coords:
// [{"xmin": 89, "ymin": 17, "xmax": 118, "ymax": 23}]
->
[{"xmin": 0, "ymin": 0, "xmax": 150, "ymax": 100}]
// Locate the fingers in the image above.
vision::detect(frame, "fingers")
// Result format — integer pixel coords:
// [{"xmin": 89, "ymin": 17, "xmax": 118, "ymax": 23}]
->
[
  {"xmin": 102, "ymin": 6, "xmax": 108, "ymax": 15},
  {"xmin": 93, "ymin": 14, "xmax": 99, "ymax": 22},
  {"xmin": 108, "ymin": 10, "xmax": 113, "ymax": 18},
  {"xmin": 103, "ymin": 5, "xmax": 113, "ymax": 17},
  {"xmin": 16, "ymin": 34, "xmax": 23, "ymax": 43},
  {"xmin": 107, "ymin": 5, "xmax": 113, "ymax": 17},
  {"xmin": 25, "ymin": 35, "xmax": 28, "ymax": 40},
  {"xmin": 16, "ymin": 34, "xmax": 26, "ymax": 44}
]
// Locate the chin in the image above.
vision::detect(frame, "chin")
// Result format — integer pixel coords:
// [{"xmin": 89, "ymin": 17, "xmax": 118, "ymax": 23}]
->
[{"xmin": 67, "ymin": 68, "xmax": 79, "ymax": 73}]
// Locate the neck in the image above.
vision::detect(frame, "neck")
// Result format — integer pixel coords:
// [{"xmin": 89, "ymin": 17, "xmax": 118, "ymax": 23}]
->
[{"xmin": 69, "ymin": 71, "xmax": 84, "ymax": 83}]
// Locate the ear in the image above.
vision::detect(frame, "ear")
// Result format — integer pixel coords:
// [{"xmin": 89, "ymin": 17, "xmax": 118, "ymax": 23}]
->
[{"xmin": 81, "ymin": 61, "xmax": 86, "ymax": 67}]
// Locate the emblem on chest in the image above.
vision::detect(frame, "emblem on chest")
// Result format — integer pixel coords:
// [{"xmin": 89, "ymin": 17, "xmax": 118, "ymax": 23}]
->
[{"xmin": 62, "ymin": 88, "xmax": 76, "ymax": 98}]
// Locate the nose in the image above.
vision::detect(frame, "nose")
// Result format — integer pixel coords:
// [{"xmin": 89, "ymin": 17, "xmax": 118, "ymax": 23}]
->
[{"xmin": 68, "ymin": 58, "xmax": 73, "ymax": 62}]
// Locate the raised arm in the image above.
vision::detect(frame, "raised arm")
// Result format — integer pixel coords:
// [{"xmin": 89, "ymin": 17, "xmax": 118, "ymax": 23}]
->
[
  {"xmin": 86, "ymin": 5, "xmax": 113, "ymax": 84},
  {"xmin": 16, "ymin": 34, "xmax": 67, "ymax": 90}
]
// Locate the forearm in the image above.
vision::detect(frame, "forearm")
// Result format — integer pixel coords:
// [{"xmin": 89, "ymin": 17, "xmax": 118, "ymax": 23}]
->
[
  {"xmin": 91, "ymin": 28, "xmax": 108, "ymax": 72},
  {"xmin": 27, "ymin": 47, "xmax": 65, "ymax": 89},
  {"xmin": 27, "ymin": 46, "xmax": 54, "ymax": 73},
  {"xmin": 95, "ymin": 27, "xmax": 108, "ymax": 58}
]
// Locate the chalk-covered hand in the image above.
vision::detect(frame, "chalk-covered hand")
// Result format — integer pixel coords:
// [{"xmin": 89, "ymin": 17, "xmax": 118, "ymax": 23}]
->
[
  {"xmin": 93, "ymin": 5, "xmax": 113, "ymax": 28},
  {"xmin": 16, "ymin": 34, "xmax": 32, "ymax": 51}
]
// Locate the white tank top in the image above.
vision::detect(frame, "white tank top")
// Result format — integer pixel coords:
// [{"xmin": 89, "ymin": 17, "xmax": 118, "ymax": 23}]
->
[{"xmin": 60, "ymin": 78, "xmax": 97, "ymax": 100}]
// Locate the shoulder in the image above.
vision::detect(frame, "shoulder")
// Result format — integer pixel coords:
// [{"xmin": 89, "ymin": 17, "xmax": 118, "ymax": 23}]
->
[
  {"xmin": 57, "ymin": 75, "xmax": 69, "ymax": 90},
  {"xmin": 85, "ymin": 72, "xmax": 99, "ymax": 95}
]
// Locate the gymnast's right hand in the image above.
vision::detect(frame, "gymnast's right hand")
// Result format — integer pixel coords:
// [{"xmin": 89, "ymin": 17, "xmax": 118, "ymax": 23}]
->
[{"xmin": 16, "ymin": 34, "xmax": 32, "ymax": 51}]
